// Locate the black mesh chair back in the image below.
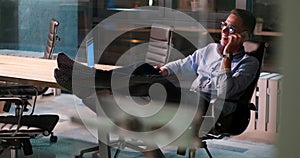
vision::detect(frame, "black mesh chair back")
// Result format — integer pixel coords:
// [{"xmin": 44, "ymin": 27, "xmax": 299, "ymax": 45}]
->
[
  {"xmin": 215, "ymin": 41, "xmax": 267, "ymax": 136},
  {"xmin": 44, "ymin": 18, "xmax": 59, "ymax": 59}
]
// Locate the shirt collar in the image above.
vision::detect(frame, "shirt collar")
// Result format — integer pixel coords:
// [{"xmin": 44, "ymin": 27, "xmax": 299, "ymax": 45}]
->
[{"xmin": 232, "ymin": 46, "xmax": 245, "ymax": 62}]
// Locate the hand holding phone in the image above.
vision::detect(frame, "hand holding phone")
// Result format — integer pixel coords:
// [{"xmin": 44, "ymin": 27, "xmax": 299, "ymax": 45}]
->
[{"xmin": 224, "ymin": 31, "xmax": 249, "ymax": 54}]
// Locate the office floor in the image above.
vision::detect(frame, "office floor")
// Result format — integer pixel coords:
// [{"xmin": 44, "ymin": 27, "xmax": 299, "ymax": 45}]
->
[{"xmin": 0, "ymin": 94, "xmax": 277, "ymax": 158}]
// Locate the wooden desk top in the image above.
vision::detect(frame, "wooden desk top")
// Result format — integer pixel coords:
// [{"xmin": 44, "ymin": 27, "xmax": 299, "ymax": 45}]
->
[
  {"xmin": 0, "ymin": 54, "xmax": 59, "ymax": 88},
  {"xmin": 0, "ymin": 54, "xmax": 119, "ymax": 88}
]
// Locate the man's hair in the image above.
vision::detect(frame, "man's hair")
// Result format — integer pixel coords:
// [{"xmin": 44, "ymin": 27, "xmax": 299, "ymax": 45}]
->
[{"xmin": 230, "ymin": 9, "xmax": 256, "ymax": 34}]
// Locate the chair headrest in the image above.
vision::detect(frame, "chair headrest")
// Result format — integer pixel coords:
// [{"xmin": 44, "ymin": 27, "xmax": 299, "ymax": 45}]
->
[
  {"xmin": 149, "ymin": 24, "xmax": 173, "ymax": 41},
  {"xmin": 243, "ymin": 41, "xmax": 268, "ymax": 53}
]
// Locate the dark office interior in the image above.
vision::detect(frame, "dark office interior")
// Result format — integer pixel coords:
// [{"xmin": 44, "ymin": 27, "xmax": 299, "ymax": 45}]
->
[{"xmin": 0, "ymin": 0, "xmax": 287, "ymax": 158}]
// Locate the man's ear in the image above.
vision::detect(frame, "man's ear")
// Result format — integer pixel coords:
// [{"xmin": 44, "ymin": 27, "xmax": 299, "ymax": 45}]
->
[{"xmin": 241, "ymin": 31, "xmax": 249, "ymax": 42}]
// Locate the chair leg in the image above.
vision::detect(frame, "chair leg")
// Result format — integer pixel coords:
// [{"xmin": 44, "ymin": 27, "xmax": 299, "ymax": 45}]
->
[
  {"xmin": 188, "ymin": 141, "xmax": 213, "ymax": 158},
  {"xmin": 111, "ymin": 139, "xmax": 149, "ymax": 158},
  {"xmin": 202, "ymin": 141, "xmax": 213, "ymax": 158},
  {"xmin": 10, "ymin": 146, "xmax": 18, "ymax": 158},
  {"xmin": 177, "ymin": 146, "xmax": 186, "ymax": 155},
  {"xmin": 113, "ymin": 148, "xmax": 120, "ymax": 158},
  {"xmin": 143, "ymin": 148, "xmax": 165, "ymax": 158},
  {"xmin": 21, "ymin": 138, "xmax": 33, "ymax": 156},
  {"xmin": 6, "ymin": 139, "xmax": 20, "ymax": 158},
  {"xmin": 75, "ymin": 146, "xmax": 99, "ymax": 158},
  {"xmin": 92, "ymin": 152, "xmax": 99, "ymax": 158},
  {"xmin": 188, "ymin": 148, "xmax": 196, "ymax": 158}
]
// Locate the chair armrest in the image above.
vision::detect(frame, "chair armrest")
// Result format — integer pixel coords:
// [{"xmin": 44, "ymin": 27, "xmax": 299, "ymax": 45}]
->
[
  {"xmin": 210, "ymin": 97, "xmax": 256, "ymax": 111},
  {"xmin": 0, "ymin": 84, "xmax": 48, "ymax": 115},
  {"xmin": 0, "ymin": 97, "xmax": 27, "ymax": 136},
  {"xmin": 0, "ymin": 84, "xmax": 39, "ymax": 96}
]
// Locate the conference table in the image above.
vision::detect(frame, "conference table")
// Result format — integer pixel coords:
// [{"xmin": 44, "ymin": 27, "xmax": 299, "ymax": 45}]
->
[
  {"xmin": 0, "ymin": 54, "xmax": 119, "ymax": 88},
  {"xmin": 0, "ymin": 54, "xmax": 59, "ymax": 88}
]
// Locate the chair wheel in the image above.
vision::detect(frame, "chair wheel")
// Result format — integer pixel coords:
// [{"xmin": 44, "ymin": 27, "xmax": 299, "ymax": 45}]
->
[{"xmin": 50, "ymin": 135, "xmax": 58, "ymax": 143}]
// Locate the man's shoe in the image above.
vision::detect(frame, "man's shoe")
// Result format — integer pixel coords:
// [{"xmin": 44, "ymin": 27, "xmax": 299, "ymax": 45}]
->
[
  {"xmin": 56, "ymin": 52, "xmax": 74, "ymax": 71},
  {"xmin": 54, "ymin": 68, "xmax": 72, "ymax": 92}
]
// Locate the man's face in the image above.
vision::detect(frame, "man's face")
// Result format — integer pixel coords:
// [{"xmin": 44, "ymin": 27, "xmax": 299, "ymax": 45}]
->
[{"xmin": 220, "ymin": 14, "xmax": 245, "ymax": 47}]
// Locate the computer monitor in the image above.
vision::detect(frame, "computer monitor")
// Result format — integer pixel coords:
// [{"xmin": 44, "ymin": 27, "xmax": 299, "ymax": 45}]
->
[{"xmin": 86, "ymin": 38, "xmax": 94, "ymax": 67}]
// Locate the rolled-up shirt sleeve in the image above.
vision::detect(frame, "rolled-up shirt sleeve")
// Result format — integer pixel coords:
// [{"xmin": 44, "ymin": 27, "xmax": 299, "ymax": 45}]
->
[
  {"xmin": 162, "ymin": 49, "xmax": 201, "ymax": 76},
  {"xmin": 216, "ymin": 55, "xmax": 259, "ymax": 100}
]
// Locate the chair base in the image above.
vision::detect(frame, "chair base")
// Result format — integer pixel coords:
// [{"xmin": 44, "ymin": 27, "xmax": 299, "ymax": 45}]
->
[
  {"xmin": 75, "ymin": 146, "xmax": 99, "ymax": 158},
  {"xmin": 75, "ymin": 142, "xmax": 167, "ymax": 158},
  {"xmin": 188, "ymin": 141, "xmax": 213, "ymax": 158},
  {"xmin": 0, "ymin": 138, "xmax": 31, "ymax": 158},
  {"xmin": 0, "ymin": 133, "xmax": 58, "ymax": 158}
]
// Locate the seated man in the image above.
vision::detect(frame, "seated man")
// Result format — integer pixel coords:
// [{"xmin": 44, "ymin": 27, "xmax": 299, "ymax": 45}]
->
[{"xmin": 55, "ymin": 8, "xmax": 257, "ymax": 140}]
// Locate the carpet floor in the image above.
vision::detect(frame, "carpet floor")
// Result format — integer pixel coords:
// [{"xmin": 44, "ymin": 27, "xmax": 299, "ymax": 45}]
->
[{"xmin": 0, "ymin": 94, "xmax": 277, "ymax": 158}]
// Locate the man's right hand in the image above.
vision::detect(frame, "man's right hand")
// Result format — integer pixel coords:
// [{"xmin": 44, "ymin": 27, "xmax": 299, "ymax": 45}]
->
[
  {"xmin": 153, "ymin": 65, "xmax": 168, "ymax": 76},
  {"xmin": 223, "ymin": 32, "xmax": 246, "ymax": 55}
]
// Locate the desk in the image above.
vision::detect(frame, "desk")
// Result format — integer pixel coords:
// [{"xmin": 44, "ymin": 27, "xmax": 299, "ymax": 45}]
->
[
  {"xmin": 0, "ymin": 54, "xmax": 120, "ymax": 88},
  {"xmin": 0, "ymin": 54, "xmax": 59, "ymax": 88}
]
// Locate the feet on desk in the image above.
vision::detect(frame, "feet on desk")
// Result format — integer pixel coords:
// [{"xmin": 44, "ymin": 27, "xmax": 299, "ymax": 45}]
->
[
  {"xmin": 55, "ymin": 53, "xmax": 95, "ymax": 98},
  {"xmin": 56, "ymin": 52, "xmax": 73, "ymax": 72},
  {"xmin": 54, "ymin": 52, "xmax": 176, "ymax": 100},
  {"xmin": 57, "ymin": 52, "xmax": 96, "ymax": 75},
  {"xmin": 54, "ymin": 68, "xmax": 72, "ymax": 92},
  {"xmin": 54, "ymin": 52, "xmax": 112, "ymax": 99}
]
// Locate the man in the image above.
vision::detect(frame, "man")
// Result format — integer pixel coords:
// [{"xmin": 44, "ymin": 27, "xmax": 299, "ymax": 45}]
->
[
  {"xmin": 154, "ymin": 8, "xmax": 258, "ymax": 110},
  {"xmin": 152, "ymin": 8, "xmax": 258, "ymax": 135},
  {"xmin": 55, "ymin": 8, "xmax": 257, "ymax": 130}
]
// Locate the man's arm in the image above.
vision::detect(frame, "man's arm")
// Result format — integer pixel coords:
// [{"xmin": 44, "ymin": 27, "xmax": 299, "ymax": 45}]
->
[
  {"xmin": 217, "ymin": 32, "xmax": 257, "ymax": 99},
  {"xmin": 217, "ymin": 56, "xmax": 259, "ymax": 100}
]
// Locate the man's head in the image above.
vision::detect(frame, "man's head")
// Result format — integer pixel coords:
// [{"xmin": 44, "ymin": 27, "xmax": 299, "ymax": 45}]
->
[{"xmin": 220, "ymin": 9, "xmax": 256, "ymax": 47}]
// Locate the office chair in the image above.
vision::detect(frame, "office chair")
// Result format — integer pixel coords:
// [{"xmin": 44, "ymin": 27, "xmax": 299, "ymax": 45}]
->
[
  {"xmin": 44, "ymin": 18, "xmax": 60, "ymax": 59},
  {"xmin": 110, "ymin": 24, "xmax": 174, "ymax": 158},
  {"xmin": 0, "ymin": 99, "xmax": 59, "ymax": 157},
  {"xmin": 176, "ymin": 40, "xmax": 267, "ymax": 158},
  {"xmin": 144, "ymin": 24, "xmax": 173, "ymax": 66},
  {"xmin": 0, "ymin": 18, "xmax": 59, "ymax": 114},
  {"xmin": 0, "ymin": 18, "xmax": 60, "ymax": 158},
  {"xmin": 75, "ymin": 24, "xmax": 173, "ymax": 158}
]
